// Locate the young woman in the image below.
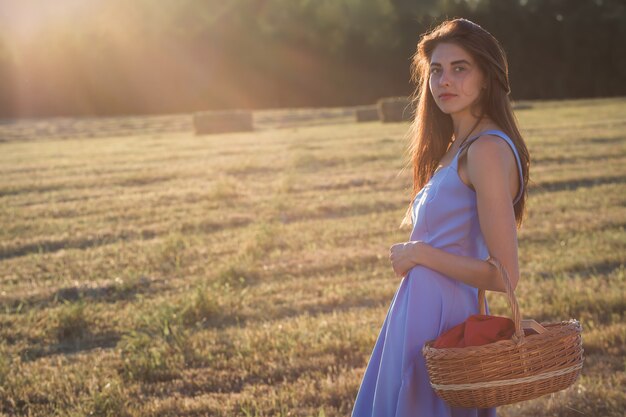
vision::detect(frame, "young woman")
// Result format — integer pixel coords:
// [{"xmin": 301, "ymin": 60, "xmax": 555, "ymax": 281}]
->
[{"xmin": 351, "ymin": 18, "xmax": 530, "ymax": 417}]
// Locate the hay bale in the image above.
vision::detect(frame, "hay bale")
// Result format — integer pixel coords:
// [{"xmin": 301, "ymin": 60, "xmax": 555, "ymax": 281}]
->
[
  {"xmin": 193, "ymin": 110, "xmax": 254, "ymax": 135},
  {"xmin": 377, "ymin": 97, "xmax": 415, "ymax": 123},
  {"xmin": 355, "ymin": 105, "xmax": 379, "ymax": 122}
]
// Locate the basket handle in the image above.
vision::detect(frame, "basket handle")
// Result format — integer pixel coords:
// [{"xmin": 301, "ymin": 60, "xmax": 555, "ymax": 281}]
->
[{"xmin": 478, "ymin": 256, "xmax": 525, "ymax": 343}]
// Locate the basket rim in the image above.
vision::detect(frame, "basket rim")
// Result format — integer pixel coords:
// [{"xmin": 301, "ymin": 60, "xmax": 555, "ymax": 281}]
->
[{"xmin": 422, "ymin": 318, "xmax": 581, "ymax": 353}]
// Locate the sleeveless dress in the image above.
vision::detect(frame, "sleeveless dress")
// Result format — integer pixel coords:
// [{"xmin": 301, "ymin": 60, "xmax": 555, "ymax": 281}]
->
[{"xmin": 350, "ymin": 129, "xmax": 524, "ymax": 417}]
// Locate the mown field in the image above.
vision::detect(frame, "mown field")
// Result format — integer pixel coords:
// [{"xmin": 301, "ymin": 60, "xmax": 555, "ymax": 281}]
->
[{"xmin": 0, "ymin": 97, "xmax": 624, "ymax": 416}]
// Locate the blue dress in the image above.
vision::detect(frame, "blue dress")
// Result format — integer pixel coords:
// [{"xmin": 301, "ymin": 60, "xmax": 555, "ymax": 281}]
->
[{"xmin": 351, "ymin": 129, "xmax": 525, "ymax": 417}]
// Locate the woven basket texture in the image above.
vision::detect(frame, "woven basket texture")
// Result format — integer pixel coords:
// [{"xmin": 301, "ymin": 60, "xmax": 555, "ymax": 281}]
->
[{"xmin": 422, "ymin": 257, "xmax": 584, "ymax": 408}]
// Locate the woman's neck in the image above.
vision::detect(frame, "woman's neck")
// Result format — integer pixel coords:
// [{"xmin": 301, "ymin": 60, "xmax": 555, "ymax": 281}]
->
[{"xmin": 452, "ymin": 118, "xmax": 498, "ymax": 144}]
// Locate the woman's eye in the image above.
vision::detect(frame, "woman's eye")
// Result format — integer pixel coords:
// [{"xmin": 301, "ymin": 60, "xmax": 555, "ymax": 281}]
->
[{"xmin": 430, "ymin": 67, "xmax": 464, "ymax": 74}]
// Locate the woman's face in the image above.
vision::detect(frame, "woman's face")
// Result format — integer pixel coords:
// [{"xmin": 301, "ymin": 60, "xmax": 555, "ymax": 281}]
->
[{"xmin": 428, "ymin": 42, "xmax": 486, "ymax": 117}]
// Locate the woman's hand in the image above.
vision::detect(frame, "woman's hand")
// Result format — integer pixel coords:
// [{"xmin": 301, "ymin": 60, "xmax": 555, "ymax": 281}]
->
[{"xmin": 389, "ymin": 241, "xmax": 426, "ymax": 278}]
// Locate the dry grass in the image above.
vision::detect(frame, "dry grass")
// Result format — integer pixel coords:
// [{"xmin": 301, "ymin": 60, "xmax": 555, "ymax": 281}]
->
[{"xmin": 0, "ymin": 96, "xmax": 624, "ymax": 416}]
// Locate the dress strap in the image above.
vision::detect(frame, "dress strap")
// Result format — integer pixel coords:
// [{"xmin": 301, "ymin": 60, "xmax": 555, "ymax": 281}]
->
[{"xmin": 458, "ymin": 129, "xmax": 525, "ymax": 205}]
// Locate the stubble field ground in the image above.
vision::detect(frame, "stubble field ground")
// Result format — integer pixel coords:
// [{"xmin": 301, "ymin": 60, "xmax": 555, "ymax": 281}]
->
[{"xmin": 0, "ymin": 96, "xmax": 624, "ymax": 416}]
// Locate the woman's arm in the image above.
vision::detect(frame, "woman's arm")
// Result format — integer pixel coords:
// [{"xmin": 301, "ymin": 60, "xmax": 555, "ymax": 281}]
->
[
  {"xmin": 466, "ymin": 135, "xmax": 521, "ymax": 292},
  {"xmin": 409, "ymin": 243, "xmax": 509, "ymax": 292},
  {"xmin": 390, "ymin": 135, "xmax": 521, "ymax": 292}
]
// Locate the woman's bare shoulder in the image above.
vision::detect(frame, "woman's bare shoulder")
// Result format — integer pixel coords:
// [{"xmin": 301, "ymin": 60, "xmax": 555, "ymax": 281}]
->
[{"xmin": 467, "ymin": 134, "xmax": 515, "ymax": 166}]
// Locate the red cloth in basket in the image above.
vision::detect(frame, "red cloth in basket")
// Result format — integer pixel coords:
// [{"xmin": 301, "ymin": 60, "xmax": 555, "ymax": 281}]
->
[{"xmin": 433, "ymin": 314, "xmax": 516, "ymax": 348}]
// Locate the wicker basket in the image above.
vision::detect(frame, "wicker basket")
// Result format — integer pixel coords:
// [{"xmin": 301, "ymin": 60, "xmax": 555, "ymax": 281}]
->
[{"xmin": 422, "ymin": 257, "xmax": 584, "ymax": 408}]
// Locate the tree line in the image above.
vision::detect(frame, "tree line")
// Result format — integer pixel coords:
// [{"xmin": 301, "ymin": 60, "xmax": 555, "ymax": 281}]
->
[{"xmin": 0, "ymin": 0, "xmax": 623, "ymax": 118}]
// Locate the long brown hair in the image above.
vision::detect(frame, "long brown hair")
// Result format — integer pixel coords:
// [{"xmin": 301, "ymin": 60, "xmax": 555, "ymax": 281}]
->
[{"xmin": 399, "ymin": 18, "xmax": 530, "ymax": 230}]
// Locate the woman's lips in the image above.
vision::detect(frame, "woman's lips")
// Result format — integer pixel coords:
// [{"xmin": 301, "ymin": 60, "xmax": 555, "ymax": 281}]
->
[{"xmin": 439, "ymin": 94, "xmax": 457, "ymax": 100}]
